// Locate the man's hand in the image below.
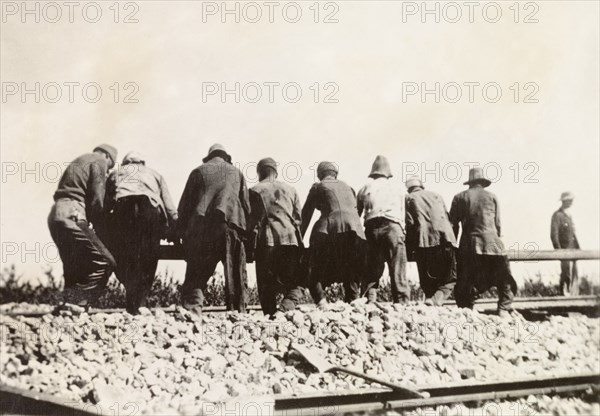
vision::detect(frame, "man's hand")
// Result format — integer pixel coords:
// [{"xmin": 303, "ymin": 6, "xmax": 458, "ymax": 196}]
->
[
  {"xmin": 244, "ymin": 230, "xmax": 257, "ymax": 263},
  {"xmin": 166, "ymin": 227, "xmax": 181, "ymax": 245}
]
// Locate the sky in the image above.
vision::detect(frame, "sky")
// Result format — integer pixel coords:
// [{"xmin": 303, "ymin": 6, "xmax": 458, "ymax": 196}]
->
[{"xmin": 1, "ymin": 1, "xmax": 599, "ymax": 286}]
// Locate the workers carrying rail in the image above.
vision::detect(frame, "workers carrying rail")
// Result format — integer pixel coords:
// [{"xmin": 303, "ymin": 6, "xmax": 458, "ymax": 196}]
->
[{"xmin": 47, "ymin": 145, "xmax": 584, "ymax": 315}]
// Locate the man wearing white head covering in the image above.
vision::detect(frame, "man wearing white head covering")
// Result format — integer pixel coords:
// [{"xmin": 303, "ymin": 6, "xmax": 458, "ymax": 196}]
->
[
  {"xmin": 105, "ymin": 151, "xmax": 178, "ymax": 314},
  {"xmin": 551, "ymin": 192, "xmax": 580, "ymax": 295},
  {"xmin": 357, "ymin": 155, "xmax": 409, "ymax": 303}
]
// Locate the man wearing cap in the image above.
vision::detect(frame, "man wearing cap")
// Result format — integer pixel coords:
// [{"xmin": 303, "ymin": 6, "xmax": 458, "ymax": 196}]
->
[
  {"xmin": 47, "ymin": 144, "xmax": 118, "ymax": 308},
  {"xmin": 301, "ymin": 161, "xmax": 367, "ymax": 305},
  {"xmin": 405, "ymin": 177, "xmax": 457, "ymax": 306},
  {"xmin": 247, "ymin": 157, "xmax": 305, "ymax": 316},
  {"xmin": 178, "ymin": 144, "xmax": 250, "ymax": 314},
  {"xmin": 449, "ymin": 167, "xmax": 517, "ymax": 317},
  {"xmin": 357, "ymin": 155, "xmax": 409, "ymax": 303},
  {"xmin": 105, "ymin": 151, "xmax": 178, "ymax": 314},
  {"xmin": 551, "ymin": 192, "xmax": 580, "ymax": 296}
]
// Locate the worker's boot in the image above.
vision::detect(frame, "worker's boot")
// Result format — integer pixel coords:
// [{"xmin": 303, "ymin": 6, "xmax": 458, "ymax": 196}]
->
[
  {"xmin": 366, "ymin": 288, "xmax": 378, "ymax": 303},
  {"xmin": 498, "ymin": 309, "xmax": 511, "ymax": 319}
]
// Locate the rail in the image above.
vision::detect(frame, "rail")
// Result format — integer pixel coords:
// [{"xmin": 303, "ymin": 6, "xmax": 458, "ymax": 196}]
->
[
  {"xmin": 273, "ymin": 372, "xmax": 600, "ymax": 415},
  {"xmin": 159, "ymin": 246, "xmax": 600, "ymax": 262},
  {"xmin": 1, "ymin": 373, "xmax": 598, "ymax": 416}
]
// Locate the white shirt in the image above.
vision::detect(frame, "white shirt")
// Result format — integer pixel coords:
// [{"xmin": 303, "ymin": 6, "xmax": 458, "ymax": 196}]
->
[{"xmin": 357, "ymin": 177, "xmax": 405, "ymax": 228}]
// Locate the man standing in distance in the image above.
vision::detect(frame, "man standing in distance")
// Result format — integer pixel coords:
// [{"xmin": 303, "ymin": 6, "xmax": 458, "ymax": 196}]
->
[{"xmin": 551, "ymin": 192, "xmax": 580, "ymax": 296}]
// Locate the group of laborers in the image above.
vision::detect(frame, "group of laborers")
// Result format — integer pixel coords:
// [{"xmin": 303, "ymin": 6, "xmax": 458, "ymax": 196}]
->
[{"xmin": 47, "ymin": 143, "xmax": 581, "ymax": 317}]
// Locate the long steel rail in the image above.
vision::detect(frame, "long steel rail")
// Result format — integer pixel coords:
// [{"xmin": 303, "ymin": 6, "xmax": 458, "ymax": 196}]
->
[
  {"xmin": 2, "ymin": 248, "xmax": 598, "ymax": 317},
  {"xmin": 272, "ymin": 372, "xmax": 600, "ymax": 415},
  {"xmin": 159, "ymin": 247, "xmax": 600, "ymax": 262}
]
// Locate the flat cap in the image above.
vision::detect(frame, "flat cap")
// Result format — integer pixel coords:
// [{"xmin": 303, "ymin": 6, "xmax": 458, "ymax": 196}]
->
[
  {"xmin": 317, "ymin": 161, "xmax": 338, "ymax": 179},
  {"xmin": 257, "ymin": 157, "xmax": 278, "ymax": 172},
  {"xmin": 93, "ymin": 144, "xmax": 118, "ymax": 165}
]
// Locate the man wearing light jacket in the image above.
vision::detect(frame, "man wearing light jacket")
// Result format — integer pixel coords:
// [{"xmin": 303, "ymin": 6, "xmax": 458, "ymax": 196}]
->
[
  {"xmin": 357, "ymin": 155, "xmax": 409, "ymax": 303},
  {"xmin": 105, "ymin": 151, "xmax": 178, "ymax": 314}
]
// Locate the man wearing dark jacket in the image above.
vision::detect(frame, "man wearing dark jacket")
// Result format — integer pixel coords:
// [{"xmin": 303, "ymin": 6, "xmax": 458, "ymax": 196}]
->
[
  {"xmin": 105, "ymin": 151, "xmax": 178, "ymax": 314},
  {"xmin": 551, "ymin": 192, "xmax": 580, "ymax": 295},
  {"xmin": 301, "ymin": 161, "xmax": 367, "ymax": 305},
  {"xmin": 178, "ymin": 144, "xmax": 250, "ymax": 314},
  {"xmin": 405, "ymin": 177, "xmax": 457, "ymax": 306},
  {"xmin": 248, "ymin": 157, "xmax": 305, "ymax": 316},
  {"xmin": 48, "ymin": 144, "xmax": 117, "ymax": 308},
  {"xmin": 449, "ymin": 168, "xmax": 517, "ymax": 317}
]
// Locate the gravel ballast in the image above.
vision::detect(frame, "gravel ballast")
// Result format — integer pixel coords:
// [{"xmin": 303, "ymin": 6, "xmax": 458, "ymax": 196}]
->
[{"xmin": 1, "ymin": 300, "xmax": 598, "ymax": 415}]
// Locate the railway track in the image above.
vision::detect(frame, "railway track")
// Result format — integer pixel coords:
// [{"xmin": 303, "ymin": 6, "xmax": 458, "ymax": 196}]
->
[
  {"xmin": 158, "ymin": 247, "xmax": 600, "ymax": 262},
  {"xmin": 273, "ymin": 372, "xmax": 600, "ymax": 415},
  {"xmin": 2, "ymin": 295, "xmax": 598, "ymax": 317},
  {"xmin": 1, "ymin": 372, "xmax": 598, "ymax": 416}
]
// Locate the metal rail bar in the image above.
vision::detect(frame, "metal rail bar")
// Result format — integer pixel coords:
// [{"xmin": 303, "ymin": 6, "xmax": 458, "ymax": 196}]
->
[
  {"xmin": 3, "ymin": 296, "xmax": 598, "ymax": 317},
  {"xmin": 273, "ymin": 373, "xmax": 600, "ymax": 415},
  {"xmin": 0, "ymin": 383, "xmax": 96, "ymax": 416},
  {"xmin": 1, "ymin": 373, "xmax": 597, "ymax": 416},
  {"xmin": 159, "ymin": 246, "xmax": 600, "ymax": 262}
]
